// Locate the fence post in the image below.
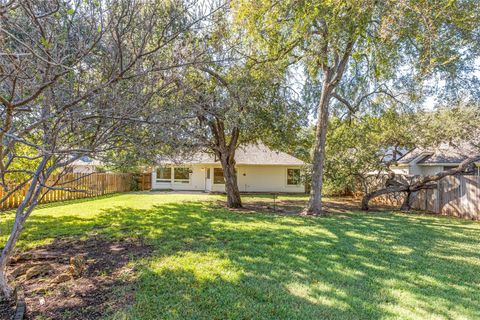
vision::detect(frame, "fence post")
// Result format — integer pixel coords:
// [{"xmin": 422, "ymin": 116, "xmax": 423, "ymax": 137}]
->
[
  {"xmin": 101, "ymin": 174, "xmax": 105, "ymax": 195},
  {"xmin": 437, "ymin": 180, "xmax": 442, "ymax": 213}
]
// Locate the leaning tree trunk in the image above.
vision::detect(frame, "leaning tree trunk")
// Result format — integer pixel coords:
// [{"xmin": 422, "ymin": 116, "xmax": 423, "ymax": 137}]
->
[
  {"xmin": 0, "ymin": 157, "xmax": 48, "ymax": 300},
  {"xmin": 303, "ymin": 35, "xmax": 356, "ymax": 215},
  {"xmin": 400, "ymin": 191, "xmax": 417, "ymax": 211},
  {"xmin": 0, "ymin": 210, "xmax": 25, "ymax": 299},
  {"xmin": 361, "ymin": 186, "xmax": 407, "ymax": 211},
  {"xmin": 0, "ymin": 191, "xmax": 40, "ymax": 300},
  {"xmin": 361, "ymin": 153, "xmax": 480, "ymax": 211},
  {"xmin": 304, "ymin": 78, "xmax": 333, "ymax": 215}
]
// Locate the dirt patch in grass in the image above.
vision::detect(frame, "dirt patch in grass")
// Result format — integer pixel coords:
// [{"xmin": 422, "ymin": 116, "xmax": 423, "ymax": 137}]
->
[
  {"xmin": 215, "ymin": 200, "xmax": 302, "ymax": 215},
  {"xmin": 219, "ymin": 196, "xmax": 391, "ymax": 215},
  {"xmin": 0, "ymin": 236, "xmax": 152, "ymax": 320}
]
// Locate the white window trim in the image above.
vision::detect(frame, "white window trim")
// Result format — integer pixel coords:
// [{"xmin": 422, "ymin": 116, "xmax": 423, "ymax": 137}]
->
[
  {"xmin": 173, "ymin": 167, "xmax": 191, "ymax": 184},
  {"xmin": 156, "ymin": 166, "xmax": 172, "ymax": 183},
  {"xmin": 212, "ymin": 167, "xmax": 225, "ymax": 185},
  {"xmin": 286, "ymin": 168, "xmax": 301, "ymax": 187}
]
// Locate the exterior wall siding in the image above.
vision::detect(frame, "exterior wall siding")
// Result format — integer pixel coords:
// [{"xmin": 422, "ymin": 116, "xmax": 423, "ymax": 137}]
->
[
  {"xmin": 404, "ymin": 164, "xmax": 450, "ymax": 176},
  {"xmin": 391, "ymin": 166, "xmax": 409, "ymax": 175},
  {"xmin": 151, "ymin": 164, "xmax": 305, "ymax": 193},
  {"xmin": 152, "ymin": 164, "xmax": 206, "ymax": 191},
  {"xmin": 71, "ymin": 165, "xmax": 98, "ymax": 174},
  {"xmin": 236, "ymin": 165, "xmax": 304, "ymax": 193},
  {"xmin": 416, "ymin": 165, "xmax": 445, "ymax": 176}
]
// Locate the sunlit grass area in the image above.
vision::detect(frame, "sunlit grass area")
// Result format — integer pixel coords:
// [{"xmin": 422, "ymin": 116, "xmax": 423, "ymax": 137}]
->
[{"xmin": 1, "ymin": 192, "xmax": 480, "ymax": 319}]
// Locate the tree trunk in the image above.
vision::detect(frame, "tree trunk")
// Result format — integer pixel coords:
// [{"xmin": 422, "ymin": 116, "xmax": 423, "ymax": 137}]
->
[
  {"xmin": 361, "ymin": 186, "xmax": 407, "ymax": 211},
  {"xmin": 400, "ymin": 191, "xmax": 417, "ymax": 211},
  {"xmin": 0, "ymin": 157, "xmax": 47, "ymax": 300},
  {"xmin": 209, "ymin": 118, "xmax": 242, "ymax": 209},
  {"xmin": 0, "ymin": 207, "xmax": 26, "ymax": 300},
  {"xmin": 304, "ymin": 79, "xmax": 333, "ymax": 215},
  {"xmin": 221, "ymin": 159, "xmax": 242, "ymax": 208}
]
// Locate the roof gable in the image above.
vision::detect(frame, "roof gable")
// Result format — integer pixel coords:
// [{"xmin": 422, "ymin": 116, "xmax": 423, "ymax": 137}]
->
[
  {"xmin": 397, "ymin": 149, "xmax": 429, "ymax": 164},
  {"xmin": 398, "ymin": 142, "xmax": 478, "ymax": 165}
]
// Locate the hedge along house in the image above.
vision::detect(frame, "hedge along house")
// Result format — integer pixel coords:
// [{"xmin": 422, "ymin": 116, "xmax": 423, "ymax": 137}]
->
[{"xmin": 151, "ymin": 144, "xmax": 306, "ymax": 193}]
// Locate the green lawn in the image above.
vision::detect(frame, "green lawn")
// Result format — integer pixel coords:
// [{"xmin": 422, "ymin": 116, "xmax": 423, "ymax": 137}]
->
[{"xmin": 1, "ymin": 192, "xmax": 480, "ymax": 319}]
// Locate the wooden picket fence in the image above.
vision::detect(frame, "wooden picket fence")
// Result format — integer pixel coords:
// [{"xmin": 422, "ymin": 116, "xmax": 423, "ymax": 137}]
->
[{"xmin": 0, "ymin": 173, "xmax": 133, "ymax": 211}]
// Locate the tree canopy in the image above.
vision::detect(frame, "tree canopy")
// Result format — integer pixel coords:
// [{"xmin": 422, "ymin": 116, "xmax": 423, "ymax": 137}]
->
[{"xmin": 234, "ymin": 0, "xmax": 480, "ymax": 214}]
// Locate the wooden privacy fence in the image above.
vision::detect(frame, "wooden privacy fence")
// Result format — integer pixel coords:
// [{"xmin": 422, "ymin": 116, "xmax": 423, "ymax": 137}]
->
[
  {"xmin": 0, "ymin": 173, "xmax": 133, "ymax": 211},
  {"xmin": 411, "ymin": 175, "xmax": 480, "ymax": 219},
  {"xmin": 138, "ymin": 173, "xmax": 152, "ymax": 191},
  {"xmin": 371, "ymin": 175, "xmax": 480, "ymax": 219}
]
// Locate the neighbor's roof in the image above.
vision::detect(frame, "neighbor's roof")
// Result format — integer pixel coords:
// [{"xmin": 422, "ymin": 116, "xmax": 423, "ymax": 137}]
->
[
  {"xmin": 160, "ymin": 143, "xmax": 305, "ymax": 166},
  {"xmin": 70, "ymin": 156, "xmax": 103, "ymax": 167},
  {"xmin": 397, "ymin": 148, "xmax": 425, "ymax": 164},
  {"xmin": 397, "ymin": 142, "xmax": 478, "ymax": 165}
]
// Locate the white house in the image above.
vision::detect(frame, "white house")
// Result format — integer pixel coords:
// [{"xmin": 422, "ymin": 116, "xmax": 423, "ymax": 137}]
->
[
  {"xmin": 392, "ymin": 143, "xmax": 480, "ymax": 176},
  {"xmin": 151, "ymin": 144, "xmax": 306, "ymax": 193}
]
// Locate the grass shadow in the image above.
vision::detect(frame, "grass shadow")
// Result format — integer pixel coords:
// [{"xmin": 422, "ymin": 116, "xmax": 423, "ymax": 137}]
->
[
  {"xmin": 93, "ymin": 201, "xmax": 480, "ymax": 319},
  {"xmin": 2, "ymin": 195, "xmax": 480, "ymax": 319}
]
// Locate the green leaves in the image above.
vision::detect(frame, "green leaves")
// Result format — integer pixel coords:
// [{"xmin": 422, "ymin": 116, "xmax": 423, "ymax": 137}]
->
[
  {"xmin": 235, "ymin": 0, "xmax": 479, "ymax": 96},
  {"xmin": 321, "ymin": 108, "xmax": 417, "ymax": 194},
  {"xmin": 40, "ymin": 37, "xmax": 51, "ymax": 49}
]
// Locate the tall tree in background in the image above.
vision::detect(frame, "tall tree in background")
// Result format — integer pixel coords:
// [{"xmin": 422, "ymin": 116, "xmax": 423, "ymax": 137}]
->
[
  {"xmin": 234, "ymin": 0, "xmax": 480, "ymax": 215},
  {"xmin": 324, "ymin": 108, "xmax": 416, "ymax": 196},
  {"xmin": 287, "ymin": 107, "xmax": 416, "ymax": 196}
]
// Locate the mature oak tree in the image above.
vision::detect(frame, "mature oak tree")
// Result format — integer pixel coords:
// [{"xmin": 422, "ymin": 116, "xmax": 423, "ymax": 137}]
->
[
  {"xmin": 129, "ymin": 5, "xmax": 308, "ymax": 208},
  {"xmin": 234, "ymin": 0, "xmax": 480, "ymax": 215}
]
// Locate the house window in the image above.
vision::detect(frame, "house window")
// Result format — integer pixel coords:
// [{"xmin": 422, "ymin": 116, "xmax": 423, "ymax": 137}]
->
[
  {"xmin": 156, "ymin": 167, "xmax": 171, "ymax": 182},
  {"xmin": 174, "ymin": 167, "xmax": 190, "ymax": 183},
  {"xmin": 206, "ymin": 168, "xmax": 210, "ymax": 179},
  {"xmin": 287, "ymin": 168, "xmax": 301, "ymax": 185},
  {"xmin": 213, "ymin": 168, "xmax": 224, "ymax": 184}
]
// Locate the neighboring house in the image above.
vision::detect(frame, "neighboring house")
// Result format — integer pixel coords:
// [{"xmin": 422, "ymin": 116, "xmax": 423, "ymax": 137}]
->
[
  {"xmin": 151, "ymin": 144, "xmax": 306, "ymax": 193},
  {"xmin": 392, "ymin": 143, "xmax": 480, "ymax": 176},
  {"xmin": 68, "ymin": 156, "xmax": 103, "ymax": 174}
]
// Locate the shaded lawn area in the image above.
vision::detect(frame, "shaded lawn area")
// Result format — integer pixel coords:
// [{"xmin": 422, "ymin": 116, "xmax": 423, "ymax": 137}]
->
[{"xmin": 1, "ymin": 192, "xmax": 480, "ymax": 319}]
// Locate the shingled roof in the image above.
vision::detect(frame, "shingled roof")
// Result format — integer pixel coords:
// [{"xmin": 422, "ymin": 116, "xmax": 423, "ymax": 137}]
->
[
  {"xmin": 160, "ymin": 143, "xmax": 305, "ymax": 166},
  {"xmin": 397, "ymin": 148, "xmax": 425, "ymax": 164},
  {"xmin": 397, "ymin": 142, "xmax": 478, "ymax": 165}
]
